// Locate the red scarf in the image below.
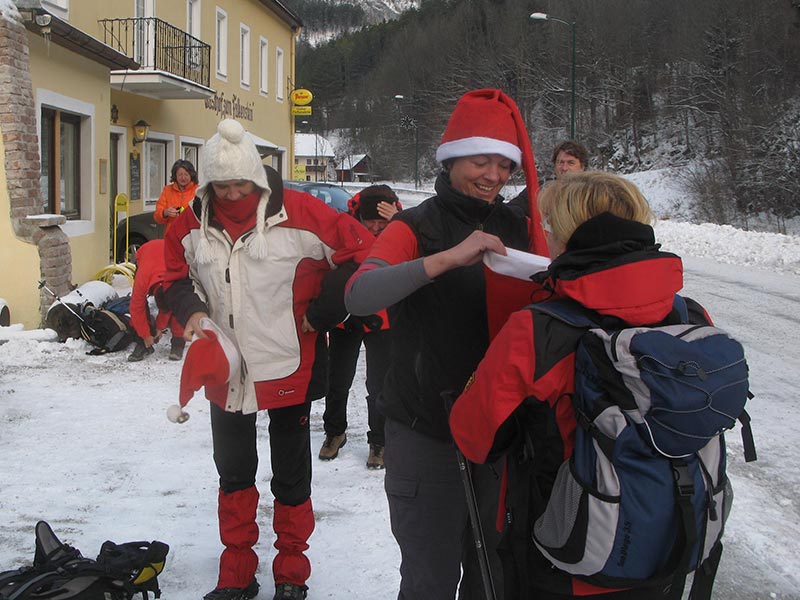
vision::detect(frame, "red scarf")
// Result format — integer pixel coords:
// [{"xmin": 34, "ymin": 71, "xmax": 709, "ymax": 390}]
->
[{"xmin": 212, "ymin": 191, "xmax": 260, "ymax": 243}]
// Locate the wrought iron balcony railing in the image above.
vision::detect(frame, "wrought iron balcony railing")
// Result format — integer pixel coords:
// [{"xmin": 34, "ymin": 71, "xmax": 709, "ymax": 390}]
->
[{"xmin": 99, "ymin": 17, "xmax": 210, "ymax": 88}]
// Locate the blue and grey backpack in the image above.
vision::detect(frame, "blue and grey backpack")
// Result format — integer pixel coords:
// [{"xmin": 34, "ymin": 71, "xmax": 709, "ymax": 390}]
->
[{"xmin": 503, "ymin": 295, "xmax": 756, "ymax": 600}]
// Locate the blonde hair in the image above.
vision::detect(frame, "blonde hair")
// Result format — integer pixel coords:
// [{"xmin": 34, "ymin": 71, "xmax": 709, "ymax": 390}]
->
[{"xmin": 538, "ymin": 172, "xmax": 653, "ymax": 244}]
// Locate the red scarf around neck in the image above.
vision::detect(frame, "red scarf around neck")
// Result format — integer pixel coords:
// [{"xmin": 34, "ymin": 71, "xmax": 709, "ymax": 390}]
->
[{"xmin": 212, "ymin": 191, "xmax": 261, "ymax": 243}]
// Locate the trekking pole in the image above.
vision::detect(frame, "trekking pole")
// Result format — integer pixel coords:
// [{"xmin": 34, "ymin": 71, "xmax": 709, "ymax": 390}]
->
[
  {"xmin": 443, "ymin": 391, "xmax": 498, "ymax": 600},
  {"xmin": 38, "ymin": 280, "xmax": 96, "ymax": 335}
]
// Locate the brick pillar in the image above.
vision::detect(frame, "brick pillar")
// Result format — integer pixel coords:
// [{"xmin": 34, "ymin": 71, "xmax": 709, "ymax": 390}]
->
[
  {"xmin": 0, "ymin": 9, "xmax": 73, "ymax": 323},
  {"xmin": 24, "ymin": 215, "xmax": 72, "ymax": 326}
]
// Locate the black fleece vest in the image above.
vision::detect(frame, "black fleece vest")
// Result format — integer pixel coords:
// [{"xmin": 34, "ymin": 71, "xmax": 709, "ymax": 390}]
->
[{"xmin": 378, "ymin": 174, "xmax": 530, "ymax": 440}]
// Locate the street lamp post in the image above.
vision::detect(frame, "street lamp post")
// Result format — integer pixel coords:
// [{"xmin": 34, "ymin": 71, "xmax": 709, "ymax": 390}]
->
[
  {"xmin": 530, "ymin": 12, "xmax": 576, "ymax": 140},
  {"xmin": 394, "ymin": 94, "xmax": 420, "ymax": 189}
]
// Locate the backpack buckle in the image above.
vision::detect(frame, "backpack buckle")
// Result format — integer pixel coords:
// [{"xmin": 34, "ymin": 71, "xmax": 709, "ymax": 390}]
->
[{"xmin": 672, "ymin": 462, "xmax": 694, "ymax": 497}]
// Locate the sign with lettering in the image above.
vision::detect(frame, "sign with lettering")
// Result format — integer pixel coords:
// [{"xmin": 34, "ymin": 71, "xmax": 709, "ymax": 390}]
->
[
  {"xmin": 291, "ymin": 106, "xmax": 312, "ymax": 116},
  {"xmin": 203, "ymin": 92, "xmax": 255, "ymax": 121},
  {"xmin": 291, "ymin": 89, "xmax": 313, "ymax": 106},
  {"xmin": 129, "ymin": 153, "xmax": 141, "ymax": 201}
]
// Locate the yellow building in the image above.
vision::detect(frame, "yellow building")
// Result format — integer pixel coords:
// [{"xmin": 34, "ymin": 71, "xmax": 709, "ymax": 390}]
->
[{"xmin": 0, "ymin": 0, "xmax": 302, "ymax": 329}]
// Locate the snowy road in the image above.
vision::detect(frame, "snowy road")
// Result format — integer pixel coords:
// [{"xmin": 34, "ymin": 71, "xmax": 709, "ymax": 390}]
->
[
  {"xmin": 679, "ymin": 258, "xmax": 800, "ymax": 600},
  {"xmin": 1, "ymin": 243, "xmax": 799, "ymax": 599}
]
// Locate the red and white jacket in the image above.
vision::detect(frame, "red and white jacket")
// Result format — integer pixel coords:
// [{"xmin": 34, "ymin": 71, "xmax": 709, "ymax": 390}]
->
[{"xmin": 164, "ymin": 186, "xmax": 374, "ymax": 413}]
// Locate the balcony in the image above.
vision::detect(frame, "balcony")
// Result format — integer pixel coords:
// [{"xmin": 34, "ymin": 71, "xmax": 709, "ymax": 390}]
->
[{"xmin": 99, "ymin": 17, "xmax": 214, "ymax": 100}]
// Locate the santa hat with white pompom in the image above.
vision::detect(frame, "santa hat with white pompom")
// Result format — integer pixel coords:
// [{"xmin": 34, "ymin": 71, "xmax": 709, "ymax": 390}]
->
[{"xmin": 166, "ymin": 318, "xmax": 241, "ymax": 424}]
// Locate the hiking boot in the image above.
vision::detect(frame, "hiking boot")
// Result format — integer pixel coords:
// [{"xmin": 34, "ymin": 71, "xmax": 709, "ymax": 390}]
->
[
  {"xmin": 273, "ymin": 583, "xmax": 307, "ymax": 600},
  {"xmin": 203, "ymin": 579, "xmax": 259, "ymax": 600},
  {"xmin": 127, "ymin": 342, "xmax": 154, "ymax": 362},
  {"xmin": 169, "ymin": 336, "xmax": 186, "ymax": 361},
  {"xmin": 366, "ymin": 444, "xmax": 385, "ymax": 470},
  {"xmin": 318, "ymin": 433, "xmax": 347, "ymax": 460}
]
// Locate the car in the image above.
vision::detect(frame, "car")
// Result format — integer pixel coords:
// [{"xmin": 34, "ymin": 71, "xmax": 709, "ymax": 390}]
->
[
  {"xmin": 114, "ymin": 210, "xmax": 164, "ymax": 263},
  {"xmin": 114, "ymin": 181, "xmax": 353, "ymax": 262},
  {"xmin": 283, "ymin": 181, "xmax": 352, "ymax": 213}
]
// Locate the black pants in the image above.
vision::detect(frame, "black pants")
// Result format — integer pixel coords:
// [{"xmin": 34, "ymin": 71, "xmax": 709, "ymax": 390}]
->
[
  {"xmin": 210, "ymin": 401, "xmax": 312, "ymax": 506},
  {"xmin": 323, "ymin": 327, "xmax": 391, "ymax": 446},
  {"xmin": 383, "ymin": 418, "xmax": 505, "ymax": 600}
]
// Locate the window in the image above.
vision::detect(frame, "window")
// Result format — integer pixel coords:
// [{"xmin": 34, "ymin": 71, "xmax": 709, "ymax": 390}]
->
[
  {"xmin": 143, "ymin": 140, "xmax": 168, "ymax": 204},
  {"xmin": 240, "ymin": 24, "xmax": 250, "ymax": 88},
  {"xmin": 187, "ymin": 0, "xmax": 202, "ymax": 69},
  {"xmin": 259, "ymin": 37, "xmax": 269, "ymax": 95},
  {"xmin": 40, "ymin": 107, "xmax": 82, "ymax": 219},
  {"xmin": 187, "ymin": 0, "xmax": 201, "ymax": 36},
  {"xmin": 182, "ymin": 144, "xmax": 200, "ymax": 170},
  {"xmin": 275, "ymin": 46, "xmax": 284, "ymax": 101},
  {"xmin": 215, "ymin": 7, "xmax": 228, "ymax": 78}
]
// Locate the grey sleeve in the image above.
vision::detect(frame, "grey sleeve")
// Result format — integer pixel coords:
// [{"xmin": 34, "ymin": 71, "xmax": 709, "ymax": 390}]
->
[{"xmin": 345, "ymin": 257, "xmax": 431, "ymax": 315}]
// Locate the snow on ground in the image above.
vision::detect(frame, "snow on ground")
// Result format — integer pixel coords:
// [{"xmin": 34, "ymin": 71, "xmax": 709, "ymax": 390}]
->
[{"xmin": 1, "ymin": 170, "xmax": 799, "ymax": 599}]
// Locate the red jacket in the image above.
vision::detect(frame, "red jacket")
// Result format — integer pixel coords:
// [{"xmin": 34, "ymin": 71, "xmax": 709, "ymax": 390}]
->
[
  {"xmin": 164, "ymin": 186, "xmax": 374, "ymax": 412},
  {"xmin": 450, "ymin": 216, "xmax": 692, "ymax": 598},
  {"xmin": 129, "ymin": 239, "xmax": 182, "ymax": 340}
]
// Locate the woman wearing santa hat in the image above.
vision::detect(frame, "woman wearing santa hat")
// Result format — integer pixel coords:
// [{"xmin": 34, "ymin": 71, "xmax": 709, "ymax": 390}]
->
[
  {"xmin": 163, "ymin": 119, "xmax": 374, "ymax": 600},
  {"xmin": 345, "ymin": 89, "xmax": 548, "ymax": 599}
]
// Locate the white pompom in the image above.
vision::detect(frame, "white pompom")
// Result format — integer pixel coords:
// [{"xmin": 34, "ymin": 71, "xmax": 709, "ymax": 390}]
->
[
  {"xmin": 217, "ymin": 119, "xmax": 245, "ymax": 143},
  {"xmin": 167, "ymin": 404, "xmax": 190, "ymax": 424}
]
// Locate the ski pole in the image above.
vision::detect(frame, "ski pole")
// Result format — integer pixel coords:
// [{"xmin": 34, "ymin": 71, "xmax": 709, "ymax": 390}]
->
[
  {"xmin": 443, "ymin": 391, "xmax": 498, "ymax": 600},
  {"xmin": 38, "ymin": 280, "xmax": 95, "ymax": 335}
]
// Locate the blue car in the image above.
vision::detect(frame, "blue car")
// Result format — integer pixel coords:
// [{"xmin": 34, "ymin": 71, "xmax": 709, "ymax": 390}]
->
[{"xmin": 283, "ymin": 181, "xmax": 352, "ymax": 213}]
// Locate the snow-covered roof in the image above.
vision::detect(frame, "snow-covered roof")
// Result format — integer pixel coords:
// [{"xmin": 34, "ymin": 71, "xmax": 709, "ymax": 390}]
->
[
  {"xmin": 295, "ymin": 133, "xmax": 335, "ymax": 158},
  {"xmin": 338, "ymin": 154, "xmax": 368, "ymax": 170}
]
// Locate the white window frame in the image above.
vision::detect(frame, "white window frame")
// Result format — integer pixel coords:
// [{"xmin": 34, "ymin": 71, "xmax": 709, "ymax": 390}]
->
[
  {"xmin": 215, "ymin": 7, "xmax": 228, "ymax": 80},
  {"xmin": 258, "ymin": 36, "xmax": 269, "ymax": 96},
  {"xmin": 35, "ymin": 88, "xmax": 95, "ymax": 237},
  {"xmin": 275, "ymin": 46, "xmax": 285, "ymax": 102},
  {"xmin": 141, "ymin": 131, "xmax": 176, "ymax": 206},
  {"xmin": 240, "ymin": 23, "xmax": 251, "ymax": 88},
  {"xmin": 180, "ymin": 135, "xmax": 205, "ymax": 183},
  {"xmin": 187, "ymin": 0, "xmax": 201, "ymax": 37}
]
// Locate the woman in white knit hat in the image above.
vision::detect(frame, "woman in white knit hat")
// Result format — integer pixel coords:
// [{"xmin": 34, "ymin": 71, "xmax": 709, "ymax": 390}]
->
[
  {"xmin": 345, "ymin": 89, "xmax": 548, "ymax": 600},
  {"xmin": 163, "ymin": 119, "xmax": 374, "ymax": 600}
]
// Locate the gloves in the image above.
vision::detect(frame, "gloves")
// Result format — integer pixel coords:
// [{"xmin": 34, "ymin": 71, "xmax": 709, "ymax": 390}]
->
[{"xmin": 343, "ymin": 314, "xmax": 383, "ymax": 333}]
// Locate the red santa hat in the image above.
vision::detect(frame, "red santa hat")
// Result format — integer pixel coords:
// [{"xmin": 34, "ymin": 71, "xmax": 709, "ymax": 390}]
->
[
  {"xmin": 166, "ymin": 318, "xmax": 240, "ymax": 424},
  {"xmin": 436, "ymin": 88, "xmax": 548, "ymax": 256}
]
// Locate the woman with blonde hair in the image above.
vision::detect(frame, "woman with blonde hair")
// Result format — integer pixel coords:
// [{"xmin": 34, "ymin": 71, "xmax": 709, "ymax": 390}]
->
[{"xmin": 451, "ymin": 171, "xmax": 708, "ymax": 600}]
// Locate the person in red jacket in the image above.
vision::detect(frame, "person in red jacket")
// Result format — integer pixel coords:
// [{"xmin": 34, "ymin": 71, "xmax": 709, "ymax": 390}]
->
[
  {"xmin": 154, "ymin": 159, "xmax": 199, "ymax": 233},
  {"xmin": 450, "ymin": 172, "xmax": 686, "ymax": 599},
  {"xmin": 163, "ymin": 119, "xmax": 373, "ymax": 600},
  {"xmin": 127, "ymin": 239, "xmax": 185, "ymax": 362},
  {"xmin": 318, "ymin": 184, "xmax": 400, "ymax": 469}
]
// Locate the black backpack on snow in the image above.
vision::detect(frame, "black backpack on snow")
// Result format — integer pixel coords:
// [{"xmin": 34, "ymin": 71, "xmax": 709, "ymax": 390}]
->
[
  {"xmin": 501, "ymin": 295, "xmax": 756, "ymax": 600},
  {"xmin": 78, "ymin": 303, "xmax": 134, "ymax": 355},
  {"xmin": 0, "ymin": 521, "xmax": 169, "ymax": 600}
]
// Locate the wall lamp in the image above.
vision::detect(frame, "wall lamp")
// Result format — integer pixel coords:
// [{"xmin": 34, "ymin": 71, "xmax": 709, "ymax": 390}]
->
[
  {"xmin": 110, "ymin": 104, "xmax": 119, "ymax": 124},
  {"xmin": 132, "ymin": 119, "xmax": 150, "ymax": 145}
]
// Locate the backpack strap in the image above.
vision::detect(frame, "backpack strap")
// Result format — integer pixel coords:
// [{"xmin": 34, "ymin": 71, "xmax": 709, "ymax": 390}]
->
[
  {"xmin": 687, "ymin": 541, "xmax": 723, "ymax": 600},
  {"xmin": 666, "ymin": 459, "xmax": 698, "ymax": 600},
  {"xmin": 738, "ymin": 407, "xmax": 758, "ymax": 463}
]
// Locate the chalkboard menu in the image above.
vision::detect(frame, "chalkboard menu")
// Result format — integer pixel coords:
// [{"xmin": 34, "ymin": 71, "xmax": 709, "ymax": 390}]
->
[{"xmin": 129, "ymin": 153, "xmax": 141, "ymax": 200}]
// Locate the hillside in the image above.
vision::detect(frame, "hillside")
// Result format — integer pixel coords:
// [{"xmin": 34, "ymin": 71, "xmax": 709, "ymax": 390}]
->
[
  {"xmin": 291, "ymin": 0, "xmax": 420, "ymax": 43},
  {"xmin": 294, "ymin": 0, "xmax": 800, "ymax": 235}
]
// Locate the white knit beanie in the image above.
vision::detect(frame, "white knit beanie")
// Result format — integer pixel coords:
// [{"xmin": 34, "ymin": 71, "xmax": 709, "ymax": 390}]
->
[{"xmin": 196, "ymin": 119, "xmax": 272, "ymax": 263}]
